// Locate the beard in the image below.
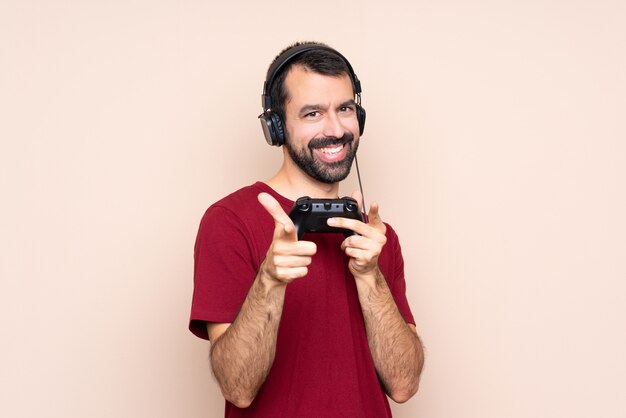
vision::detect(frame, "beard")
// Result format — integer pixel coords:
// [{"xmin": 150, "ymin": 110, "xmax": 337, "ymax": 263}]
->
[{"xmin": 285, "ymin": 132, "xmax": 359, "ymax": 184}]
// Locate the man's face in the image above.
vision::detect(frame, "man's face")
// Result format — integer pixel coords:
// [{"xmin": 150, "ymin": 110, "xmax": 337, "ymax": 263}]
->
[{"xmin": 282, "ymin": 65, "xmax": 360, "ymax": 184}]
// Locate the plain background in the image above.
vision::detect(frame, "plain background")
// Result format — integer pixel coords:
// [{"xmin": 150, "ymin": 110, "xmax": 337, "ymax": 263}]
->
[{"xmin": 1, "ymin": 1, "xmax": 625, "ymax": 417}]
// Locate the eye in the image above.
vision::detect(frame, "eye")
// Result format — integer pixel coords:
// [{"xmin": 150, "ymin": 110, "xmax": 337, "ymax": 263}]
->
[
  {"xmin": 304, "ymin": 111, "xmax": 320, "ymax": 118},
  {"xmin": 340, "ymin": 106, "xmax": 355, "ymax": 113}
]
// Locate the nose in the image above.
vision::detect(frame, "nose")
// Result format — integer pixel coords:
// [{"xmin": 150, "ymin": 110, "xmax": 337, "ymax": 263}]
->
[{"xmin": 322, "ymin": 111, "xmax": 346, "ymax": 139}]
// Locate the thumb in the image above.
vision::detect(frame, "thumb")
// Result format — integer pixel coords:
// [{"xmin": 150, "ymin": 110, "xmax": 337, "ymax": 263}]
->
[
  {"xmin": 258, "ymin": 192, "xmax": 297, "ymax": 241},
  {"xmin": 367, "ymin": 201, "xmax": 384, "ymax": 227}
]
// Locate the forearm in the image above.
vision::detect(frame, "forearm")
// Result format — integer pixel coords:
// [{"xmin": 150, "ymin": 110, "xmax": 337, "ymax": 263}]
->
[
  {"xmin": 210, "ymin": 271, "xmax": 286, "ymax": 408},
  {"xmin": 356, "ymin": 268, "xmax": 424, "ymax": 403}
]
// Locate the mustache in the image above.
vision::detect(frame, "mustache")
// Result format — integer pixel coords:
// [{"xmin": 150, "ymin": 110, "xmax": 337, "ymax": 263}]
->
[{"xmin": 308, "ymin": 132, "xmax": 354, "ymax": 150}]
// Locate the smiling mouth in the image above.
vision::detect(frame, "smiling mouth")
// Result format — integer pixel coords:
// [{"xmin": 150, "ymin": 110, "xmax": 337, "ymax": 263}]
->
[
  {"xmin": 318, "ymin": 144, "xmax": 345, "ymax": 155},
  {"xmin": 311, "ymin": 142, "xmax": 350, "ymax": 164}
]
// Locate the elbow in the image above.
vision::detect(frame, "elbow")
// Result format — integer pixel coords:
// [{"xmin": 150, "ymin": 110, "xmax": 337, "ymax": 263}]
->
[
  {"xmin": 210, "ymin": 349, "xmax": 258, "ymax": 409},
  {"xmin": 218, "ymin": 382, "xmax": 259, "ymax": 409},
  {"xmin": 218, "ymin": 384, "xmax": 258, "ymax": 409},
  {"xmin": 389, "ymin": 390, "xmax": 414, "ymax": 404},
  {"xmin": 388, "ymin": 380, "xmax": 420, "ymax": 404},
  {"xmin": 219, "ymin": 384, "xmax": 257, "ymax": 409},
  {"xmin": 215, "ymin": 377, "xmax": 257, "ymax": 409},
  {"xmin": 226, "ymin": 394, "xmax": 254, "ymax": 409}
]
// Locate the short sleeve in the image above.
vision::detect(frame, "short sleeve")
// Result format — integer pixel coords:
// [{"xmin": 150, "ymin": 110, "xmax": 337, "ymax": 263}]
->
[
  {"xmin": 189, "ymin": 205, "xmax": 258, "ymax": 340},
  {"xmin": 383, "ymin": 223, "xmax": 415, "ymax": 325}
]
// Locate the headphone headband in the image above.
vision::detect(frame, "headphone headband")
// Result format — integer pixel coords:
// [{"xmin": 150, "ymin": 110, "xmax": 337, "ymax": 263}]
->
[{"xmin": 261, "ymin": 44, "xmax": 362, "ymax": 111}]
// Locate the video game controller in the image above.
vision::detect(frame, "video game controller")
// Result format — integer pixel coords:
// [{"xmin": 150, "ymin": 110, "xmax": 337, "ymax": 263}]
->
[{"xmin": 288, "ymin": 196, "xmax": 364, "ymax": 240}]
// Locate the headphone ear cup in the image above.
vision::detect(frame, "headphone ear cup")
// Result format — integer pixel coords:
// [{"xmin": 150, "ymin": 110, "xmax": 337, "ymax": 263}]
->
[
  {"xmin": 271, "ymin": 112, "xmax": 286, "ymax": 146},
  {"xmin": 259, "ymin": 111, "xmax": 286, "ymax": 147},
  {"xmin": 356, "ymin": 104, "xmax": 366, "ymax": 136}
]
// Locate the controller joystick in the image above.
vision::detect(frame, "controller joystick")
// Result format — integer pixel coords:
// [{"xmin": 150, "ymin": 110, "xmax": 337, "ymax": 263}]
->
[{"xmin": 288, "ymin": 196, "xmax": 363, "ymax": 240}]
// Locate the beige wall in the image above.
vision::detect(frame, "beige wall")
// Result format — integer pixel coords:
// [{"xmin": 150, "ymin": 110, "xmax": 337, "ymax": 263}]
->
[{"xmin": 1, "ymin": 1, "xmax": 625, "ymax": 417}]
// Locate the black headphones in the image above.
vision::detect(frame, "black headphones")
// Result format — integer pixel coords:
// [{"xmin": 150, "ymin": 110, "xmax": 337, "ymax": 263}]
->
[{"xmin": 259, "ymin": 44, "xmax": 367, "ymax": 147}]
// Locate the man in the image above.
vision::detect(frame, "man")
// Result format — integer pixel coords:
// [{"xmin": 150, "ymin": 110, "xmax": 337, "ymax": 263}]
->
[{"xmin": 189, "ymin": 42, "xmax": 424, "ymax": 417}]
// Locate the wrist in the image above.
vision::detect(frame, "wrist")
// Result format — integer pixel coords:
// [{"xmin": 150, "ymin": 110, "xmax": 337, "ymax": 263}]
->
[
  {"xmin": 248, "ymin": 268, "xmax": 287, "ymax": 314},
  {"xmin": 355, "ymin": 267, "xmax": 395, "ymax": 310},
  {"xmin": 354, "ymin": 266, "xmax": 383, "ymax": 291},
  {"xmin": 258, "ymin": 264, "xmax": 288, "ymax": 292}
]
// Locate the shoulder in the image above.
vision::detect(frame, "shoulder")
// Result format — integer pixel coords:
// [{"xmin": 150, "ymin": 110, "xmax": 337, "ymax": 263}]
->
[
  {"xmin": 208, "ymin": 182, "xmax": 267, "ymax": 212},
  {"xmin": 195, "ymin": 182, "xmax": 280, "ymax": 254},
  {"xmin": 200, "ymin": 181, "xmax": 293, "ymax": 229},
  {"xmin": 195, "ymin": 183, "xmax": 262, "ymax": 241},
  {"xmin": 199, "ymin": 182, "xmax": 269, "ymax": 223}
]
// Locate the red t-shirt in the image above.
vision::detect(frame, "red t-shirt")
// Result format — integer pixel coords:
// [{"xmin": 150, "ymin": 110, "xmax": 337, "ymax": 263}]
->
[{"xmin": 190, "ymin": 182, "xmax": 415, "ymax": 418}]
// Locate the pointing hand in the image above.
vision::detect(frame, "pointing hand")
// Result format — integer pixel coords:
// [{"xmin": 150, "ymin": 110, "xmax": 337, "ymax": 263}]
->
[{"xmin": 257, "ymin": 193, "xmax": 317, "ymax": 285}]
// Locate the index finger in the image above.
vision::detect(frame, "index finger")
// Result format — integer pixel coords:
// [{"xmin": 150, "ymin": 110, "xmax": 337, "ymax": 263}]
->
[{"xmin": 258, "ymin": 192, "xmax": 297, "ymax": 240}]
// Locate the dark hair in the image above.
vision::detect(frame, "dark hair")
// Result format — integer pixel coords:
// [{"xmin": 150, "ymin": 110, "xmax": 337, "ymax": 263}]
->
[{"xmin": 267, "ymin": 41, "xmax": 353, "ymax": 121}]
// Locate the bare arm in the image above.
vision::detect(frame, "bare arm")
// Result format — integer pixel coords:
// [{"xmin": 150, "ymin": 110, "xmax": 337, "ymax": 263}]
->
[
  {"xmin": 328, "ymin": 195, "xmax": 424, "ymax": 403},
  {"xmin": 207, "ymin": 193, "xmax": 316, "ymax": 408},
  {"xmin": 207, "ymin": 270, "xmax": 286, "ymax": 408},
  {"xmin": 353, "ymin": 267, "xmax": 424, "ymax": 403}
]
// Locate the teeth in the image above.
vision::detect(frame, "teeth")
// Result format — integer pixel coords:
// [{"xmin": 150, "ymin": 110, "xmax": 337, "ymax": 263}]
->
[{"xmin": 320, "ymin": 145, "xmax": 343, "ymax": 154}]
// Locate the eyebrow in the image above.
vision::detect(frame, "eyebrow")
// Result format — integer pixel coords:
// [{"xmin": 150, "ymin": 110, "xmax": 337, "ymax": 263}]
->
[{"xmin": 298, "ymin": 99, "xmax": 356, "ymax": 115}]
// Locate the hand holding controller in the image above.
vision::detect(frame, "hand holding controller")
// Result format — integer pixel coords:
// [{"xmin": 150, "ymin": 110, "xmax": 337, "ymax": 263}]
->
[{"xmin": 288, "ymin": 196, "xmax": 364, "ymax": 240}]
